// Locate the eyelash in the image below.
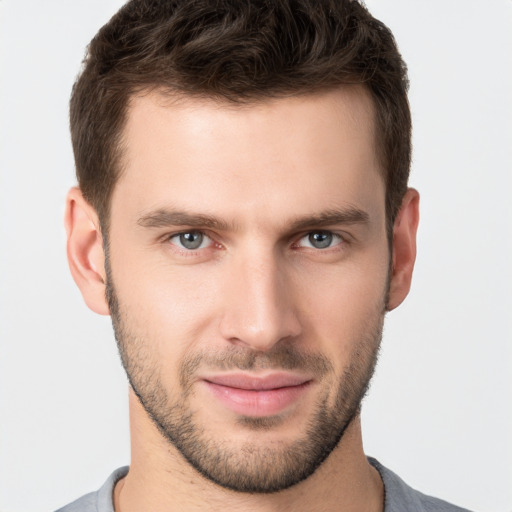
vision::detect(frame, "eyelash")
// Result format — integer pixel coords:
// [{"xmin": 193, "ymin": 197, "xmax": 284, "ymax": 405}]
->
[
  {"xmin": 165, "ymin": 231, "xmax": 218, "ymax": 254},
  {"xmin": 293, "ymin": 231, "xmax": 345, "ymax": 250},
  {"xmin": 164, "ymin": 229, "xmax": 347, "ymax": 254}
]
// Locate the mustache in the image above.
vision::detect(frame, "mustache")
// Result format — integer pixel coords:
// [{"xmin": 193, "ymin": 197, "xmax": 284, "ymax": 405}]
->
[{"xmin": 179, "ymin": 345, "xmax": 333, "ymax": 387}]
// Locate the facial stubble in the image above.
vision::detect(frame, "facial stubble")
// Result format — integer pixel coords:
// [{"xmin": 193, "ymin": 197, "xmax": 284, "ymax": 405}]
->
[{"xmin": 105, "ymin": 257, "xmax": 385, "ymax": 494}]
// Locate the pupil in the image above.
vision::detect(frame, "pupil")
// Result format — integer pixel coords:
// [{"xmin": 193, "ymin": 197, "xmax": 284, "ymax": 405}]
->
[
  {"xmin": 309, "ymin": 232, "xmax": 332, "ymax": 249},
  {"xmin": 180, "ymin": 232, "xmax": 203, "ymax": 249}
]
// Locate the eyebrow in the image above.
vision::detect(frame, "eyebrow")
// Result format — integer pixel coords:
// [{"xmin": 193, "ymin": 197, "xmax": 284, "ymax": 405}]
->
[
  {"xmin": 288, "ymin": 207, "xmax": 370, "ymax": 231},
  {"xmin": 137, "ymin": 206, "xmax": 370, "ymax": 231},
  {"xmin": 137, "ymin": 209, "xmax": 232, "ymax": 230}
]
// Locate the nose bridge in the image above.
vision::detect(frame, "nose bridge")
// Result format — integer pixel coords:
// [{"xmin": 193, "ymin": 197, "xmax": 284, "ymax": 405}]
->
[{"xmin": 219, "ymin": 244, "xmax": 301, "ymax": 351}]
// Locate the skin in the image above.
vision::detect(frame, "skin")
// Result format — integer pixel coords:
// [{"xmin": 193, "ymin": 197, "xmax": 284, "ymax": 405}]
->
[{"xmin": 65, "ymin": 87, "xmax": 419, "ymax": 511}]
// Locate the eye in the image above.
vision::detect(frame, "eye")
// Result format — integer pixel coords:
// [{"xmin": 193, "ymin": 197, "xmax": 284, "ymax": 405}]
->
[
  {"xmin": 297, "ymin": 231, "xmax": 343, "ymax": 250},
  {"xmin": 169, "ymin": 231, "xmax": 212, "ymax": 250}
]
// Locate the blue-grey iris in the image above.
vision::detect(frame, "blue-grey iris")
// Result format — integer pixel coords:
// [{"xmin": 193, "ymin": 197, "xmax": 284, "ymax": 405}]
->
[
  {"xmin": 309, "ymin": 232, "xmax": 332, "ymax": 249},
  {"xmin": 180, "ymin": 232, "xmax": 203, "ymax": 249}
]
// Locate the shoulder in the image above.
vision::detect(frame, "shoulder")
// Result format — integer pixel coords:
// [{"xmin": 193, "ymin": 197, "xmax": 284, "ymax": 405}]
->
[
  {"xmin": 55, "ymin": 490, "xmax": 98, "ymax": 512},
  {"xmin": 368, "ymin": 458, "xmax": 473, "ymax": 512},
  {"xmin": 54, "ymin": 466, "xmax": 129, "ymax": 512}
]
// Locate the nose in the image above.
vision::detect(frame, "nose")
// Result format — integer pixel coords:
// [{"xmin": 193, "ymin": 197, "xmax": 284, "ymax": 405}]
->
[{"xmin": 219, "ymin": 248, "xmax": 302, "ymax": 352}]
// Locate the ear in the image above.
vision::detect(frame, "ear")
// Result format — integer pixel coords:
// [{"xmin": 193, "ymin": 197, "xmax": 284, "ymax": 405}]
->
[
  {"xmin": 387, "ymin": 188, "xmax": 420, "ymax": 311},
  {"xmin": 65, "ymin": 187, "xmax": 110, "ymax": 315}
]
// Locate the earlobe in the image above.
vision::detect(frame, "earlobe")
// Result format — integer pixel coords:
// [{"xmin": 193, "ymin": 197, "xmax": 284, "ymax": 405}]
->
[
  {"xmin": 387, "ymin": 188, "xmax": 420, "ymax": 311},
  {"xmin": 65, "ymin": 187, "xmax": 110, "ymax": 315}
]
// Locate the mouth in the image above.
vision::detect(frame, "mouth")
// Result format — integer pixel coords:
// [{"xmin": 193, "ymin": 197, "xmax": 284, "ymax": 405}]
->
[{"xmin": 200, "ymin": 373, "xmax": 313, "ymax": 417}]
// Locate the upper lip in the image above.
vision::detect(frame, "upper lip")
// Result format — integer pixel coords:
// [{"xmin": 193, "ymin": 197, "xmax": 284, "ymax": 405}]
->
[{"xmin": 202, "ymin": 373, "xmax": 311, "ymax": 391}]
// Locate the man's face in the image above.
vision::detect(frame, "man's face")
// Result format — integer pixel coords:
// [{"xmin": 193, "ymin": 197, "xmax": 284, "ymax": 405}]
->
[{"xmin": 106, "ymin": 88, "xmax": 390, "ymax": 492}]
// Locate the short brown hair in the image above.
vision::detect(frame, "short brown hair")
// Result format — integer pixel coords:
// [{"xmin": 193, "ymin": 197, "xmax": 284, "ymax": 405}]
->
[{"xmin": 70, "ymin": 0, "xmax": 411, "ymax": 233}]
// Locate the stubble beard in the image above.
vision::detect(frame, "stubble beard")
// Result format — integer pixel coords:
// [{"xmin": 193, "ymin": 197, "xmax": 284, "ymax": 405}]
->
[{"xmin": 106, "ymin": 266, "xmax": 385, "ymax": 494}]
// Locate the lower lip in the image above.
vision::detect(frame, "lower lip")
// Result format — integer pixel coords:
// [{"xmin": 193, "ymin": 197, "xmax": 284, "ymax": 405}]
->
[{"xmin": 203, "ymin": 381, "xmax": 311, "ymax": 417}]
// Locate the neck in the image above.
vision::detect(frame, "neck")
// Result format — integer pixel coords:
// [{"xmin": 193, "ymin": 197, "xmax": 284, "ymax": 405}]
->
[{"xmin": 114, "ymin": 390, "xmax": 383, "ymax": 512}]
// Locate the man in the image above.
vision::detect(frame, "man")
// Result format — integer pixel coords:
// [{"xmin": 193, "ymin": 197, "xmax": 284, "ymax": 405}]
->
[{"xmin": 57, "ymin": 0, "xmax": 471, "ymax": 510}]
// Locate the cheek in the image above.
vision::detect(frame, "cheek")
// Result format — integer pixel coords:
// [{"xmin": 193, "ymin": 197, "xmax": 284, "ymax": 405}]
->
[
  {"xmin": 111, "ymin": 249, "xmax": 222, "ymax": 357},
  {"xmin": 296, "ymin": 256, "xmax": 388, "ymax": 361}
]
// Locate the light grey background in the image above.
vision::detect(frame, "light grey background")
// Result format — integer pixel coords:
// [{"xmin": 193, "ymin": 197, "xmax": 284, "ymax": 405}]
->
[{"xmin": 0, "ymin": 1, "xmax": 511, "ymax": 511}]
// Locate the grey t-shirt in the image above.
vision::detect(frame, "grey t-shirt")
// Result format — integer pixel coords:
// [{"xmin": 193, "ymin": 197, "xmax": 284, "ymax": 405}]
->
[{"xmin": 55, "ymin": 459, "xmax": 472, "ymax": 511}]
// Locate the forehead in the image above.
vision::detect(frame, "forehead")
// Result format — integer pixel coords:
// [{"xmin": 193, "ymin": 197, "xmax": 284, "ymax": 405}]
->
[{"xmin": 112, "ymin": 87, "xmax": 384, "ymax": 229}]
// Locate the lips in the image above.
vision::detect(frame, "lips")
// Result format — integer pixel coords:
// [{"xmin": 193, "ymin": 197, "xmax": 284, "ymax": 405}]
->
[{"xmin": 201, "ymin": 373, "xmax": 312, "ymax": 417}]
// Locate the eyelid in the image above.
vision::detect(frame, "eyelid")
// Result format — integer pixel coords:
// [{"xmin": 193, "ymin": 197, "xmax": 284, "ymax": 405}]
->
[
  {"xmin": 160, "ymin": 228, "xmax": 350, "ymax": 252},
  {"xmin": 166, "ymin": 229, "xmax": 215, "ymax": 251},
  {"xmin": 293, "ymin": 230, "xmax": 346, "ymax": 249}
]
